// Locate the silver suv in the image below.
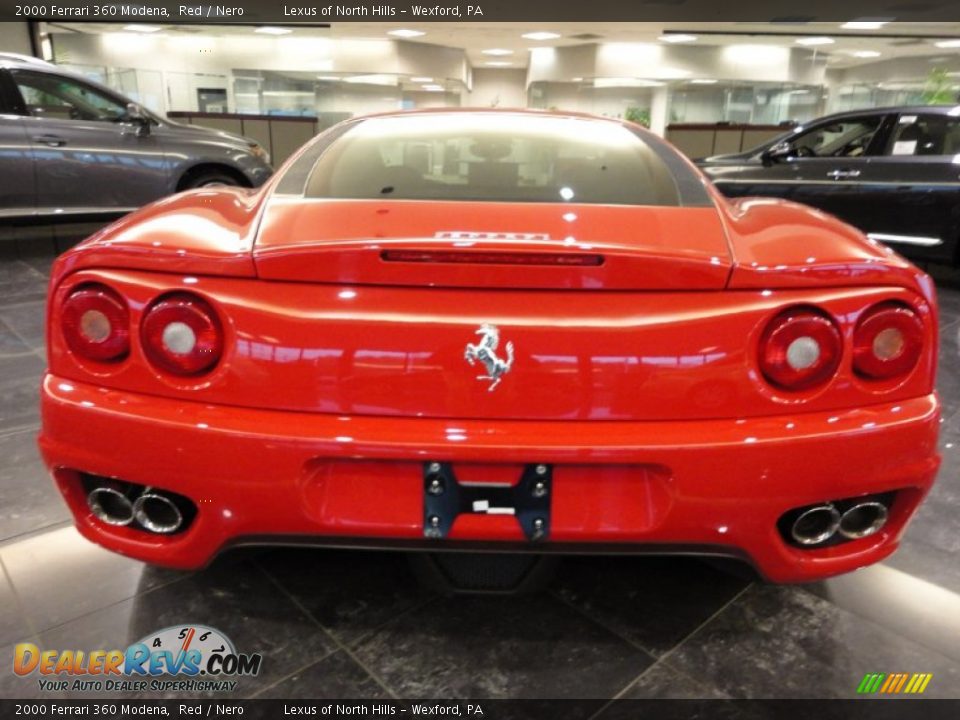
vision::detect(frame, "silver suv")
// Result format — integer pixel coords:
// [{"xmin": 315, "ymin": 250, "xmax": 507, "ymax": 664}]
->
[{"xmin": 0, "ymin": 53, "xmax": 273, "ymax": 219}]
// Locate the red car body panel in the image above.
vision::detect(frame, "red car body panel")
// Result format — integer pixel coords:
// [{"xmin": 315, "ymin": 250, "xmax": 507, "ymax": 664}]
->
[
  {"xmin": 45, "ymin": 269, "xmax": 934, "ymax": 422},
  {"xmin": 38, "ymin": 109, "xmax": 941, "ymax": 582},
  {"xmin": 255, "ymin": 200, "xmax": 734, "ymax": 290}
]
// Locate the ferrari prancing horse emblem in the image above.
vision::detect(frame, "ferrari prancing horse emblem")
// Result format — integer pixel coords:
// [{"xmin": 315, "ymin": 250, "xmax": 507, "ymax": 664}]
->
[{"xmin": 464, "ymin": 324, "xmax": 515, "ymax": 392}]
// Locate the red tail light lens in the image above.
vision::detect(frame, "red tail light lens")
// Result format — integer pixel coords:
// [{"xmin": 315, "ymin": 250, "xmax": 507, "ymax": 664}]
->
[
  {"xmin": 853, "ymin": 303, "xmax": 923, "ymax": 380},
  {"xmin": 61, "ymin": 284, "xmax": 129, "ymax": 362},
  {"xmin": 141, "ymin": 294, "xmax": 223, "ymax": 376},
  {"xmin": 759, "ymin": 308, "xmax": 842, "ymax": 391}
]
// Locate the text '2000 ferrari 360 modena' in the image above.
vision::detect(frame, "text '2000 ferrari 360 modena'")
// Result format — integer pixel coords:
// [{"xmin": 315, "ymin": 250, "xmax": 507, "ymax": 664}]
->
[{"xmin": 38, "ymin": 109, "xmax": 940, "ymax": 584}]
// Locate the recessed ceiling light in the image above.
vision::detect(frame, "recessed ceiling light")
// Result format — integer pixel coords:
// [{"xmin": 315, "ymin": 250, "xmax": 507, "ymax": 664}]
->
[
  {"xmin": 411, "ymin": 77, "xmax": 433, "ymax": 83},
  {"xmin": 123, "ymin": 25, "xmax": 162, "ymax": 33},
  {"xmin": 935, "ymin": 39, "xmax": 960, "ymax": 48},
  {"xmin": 254, "ymin": 27, "xmax": 292, "ymax": 36},
  {"xmin": 388, "ymin": 29, "xmax": 425, "ymax": 38},
  {"xmin": 485, "ymin": 61, "xmax": 514, "ymax": 67},
  {"xmin": 317, "ymin": 76, "xmax": 340, "ymax": 81},
  {"xmin": 796, "ymin": 37, "xmax": 835, "ymax": 46},
  {"xmin": 482, "ymin": 48, "xmax": 514, "ymax": 56},
  {"xmin": 593, "ymin": 78, "xmax": 664, "ymax": 88},
  {"xmin": 691, "ymin": 79, "xmax": 718, "ymax": 84},
  {"xmin": 852, "ymin": 50, "xmax": 882, "ymax": 58},
  {"xmin": 659, "ymin": 34, "xmax": 697, "ymax": 44},
  {"xmin": 841, "ymin": 20, "xmax": 891, "ymax": 30},
  {"xmin": 572, "ymin": 77, "xmax": 584, "ymax": 82},
  {"xmin": 422, "ymin": 84, "xmax": 445, "ymax": 92},
  {"xmin": 522, "ymin": 32, "xmax": 561, "ymax": 41}
]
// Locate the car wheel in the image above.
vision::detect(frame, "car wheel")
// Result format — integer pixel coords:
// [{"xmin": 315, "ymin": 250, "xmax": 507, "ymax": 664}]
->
[{"xmin": 181, "ymin": 170, "xmax": 243, "ymax": 189}]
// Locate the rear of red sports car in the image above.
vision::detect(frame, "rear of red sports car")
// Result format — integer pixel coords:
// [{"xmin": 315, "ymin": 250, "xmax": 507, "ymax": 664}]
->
[{"xmin": 38, "ymin": 110, "xmax": 939, "ymax": 583}]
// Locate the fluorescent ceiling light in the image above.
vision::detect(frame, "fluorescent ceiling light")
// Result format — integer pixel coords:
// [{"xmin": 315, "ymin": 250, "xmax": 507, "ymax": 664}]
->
[
  {"xmin": 852, "ymin": 50, "xmax": 882, "ymax": 58},
  {"xmin": 482, "ymin": 48, "xmax": 514, "ymax": 56},
  {"xmin": 796, "ymin": 37, "xmax": 835, "ymax": 46},
  {"xmin": 691, "ymin": 79, "xmax": 718, "ymax": 84},
  {"xmin": 388, "ymin": 29, "xmax": 426, "ymax": 38},
  {"xmin": 343, "ymin": 74, "xmax": 397, "ymax": 86},
  {"xmin": 572, "ymin": 77, "xmax": 584, "ymax": 82},
  {"xmin": 593, "ymin": 77, "xmax": 664, "ymax": 88},
  {"xmin": 411, "ymin": 77, "xmax": 433, "ymax": 83},
  {"xmin": 935, "ymin": 39, "xmax": 960, "ymax": 48},
  {"xmin": 485, "ymin": 61, "xmax": 514, "ymax": 67},
  {"xmin": 123, "ymin": 25, "xmax": 162, "ymax": 33},
  {"xmin": 841, "ymin": 20, "xmax": 890, "ymax": 29},
  {"xmin": 254, "ymin": 27, "xmax": 292, "ymax": 35},
  {"xmin": 522, "ymin": 32, "xmax": 561, "ymax": 41},
  {"xmin": 422, "ymin": 84, "xmax": 445, "ymax": 92},
  {"xmin": 659, "ymin": 34, "xmax": 697, "ymax": 43},
  {"xmin": 316, "ymin": 75, "xmax": 340, "ymax": 81}
]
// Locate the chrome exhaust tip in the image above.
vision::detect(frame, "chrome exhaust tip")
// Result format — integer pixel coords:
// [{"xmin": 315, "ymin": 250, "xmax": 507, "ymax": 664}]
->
[
  {"xmin": 791, "ymin": 504, "xmax": 841, "ymax": 546},
  {"xmin": 133, "ymin": 489, "xmax": 184, "ymax": 534},
  {"xmin": 839, "ymin": 501, "xmax": 889, "ymax": 539},
  {"xmin": 87, "ymin": 485, "xmax": 136, "ymax": 526}
]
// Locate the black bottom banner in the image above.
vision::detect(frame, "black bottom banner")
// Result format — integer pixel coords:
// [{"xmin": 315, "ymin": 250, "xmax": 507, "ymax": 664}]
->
[{"xmin": 3, "ymin": 699, "xmax": 960, "ymax": 720}]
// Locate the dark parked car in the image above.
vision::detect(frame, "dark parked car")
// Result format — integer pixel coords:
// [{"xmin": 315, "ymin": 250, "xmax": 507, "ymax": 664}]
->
[
  {"xmin": 698, "ymin": 105, "xmax": 960, "ymax": 265},
  {"xmin": 0, "ymin": 53, "xmax": 273, "ymax": 220}
]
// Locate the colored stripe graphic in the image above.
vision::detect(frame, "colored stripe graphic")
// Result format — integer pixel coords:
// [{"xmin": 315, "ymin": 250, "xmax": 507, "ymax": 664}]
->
[
  {"xmin": 857, "ymin": 673, "xmax": 932, "ymax": 694},
  {"xmin": 894, "ymin": 674, "xmax": 909, "ymax": 693},
  {"xmin": 858, "ymin": 673, "xmax": 884, "ymax": 693}
]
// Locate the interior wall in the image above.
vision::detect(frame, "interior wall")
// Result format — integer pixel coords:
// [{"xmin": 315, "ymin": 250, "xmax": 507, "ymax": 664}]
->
[
  {"xmin": 832, "ymin": 55, "xmax": 960, "ymax": 84},
  {"xmin": 50, "ymin": 31, "xmax": 468, "ymax": 116},
  {"xmin": 0, "ymin": 23, "xmax": 33, "ymax": 56},
  {"xmin": 531, "ymin": 83, "xmax": 655, "ymax": 119},
  {"xmin": 467, "ymin": 69, "xmax": 528, "ymax": 108},
  {"xmin": 530, "ymin": 43, "xmax": 827, "ymax": 86}
]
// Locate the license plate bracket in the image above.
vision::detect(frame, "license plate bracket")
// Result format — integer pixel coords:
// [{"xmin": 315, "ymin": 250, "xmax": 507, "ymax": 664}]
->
[{"xmin": 422, "ymin": 462, "xmax": 552, "ymax": 542}]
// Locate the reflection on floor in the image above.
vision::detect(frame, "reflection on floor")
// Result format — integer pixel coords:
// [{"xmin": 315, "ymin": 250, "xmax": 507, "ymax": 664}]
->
[{"xmin": 1, "ymin": 239, "xmax": 959, "ymax": 703}]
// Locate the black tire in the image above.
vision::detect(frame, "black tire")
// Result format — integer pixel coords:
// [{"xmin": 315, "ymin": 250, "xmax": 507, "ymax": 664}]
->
[{"xmin": 180, "ymin": 169, "xmax": 244, "ymax": 190}]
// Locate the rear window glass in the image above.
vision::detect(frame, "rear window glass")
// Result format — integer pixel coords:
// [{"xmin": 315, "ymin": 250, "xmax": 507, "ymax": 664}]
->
[{"xmin": 304, "ymin": 114, "xmax": 681, "ymax": 206}]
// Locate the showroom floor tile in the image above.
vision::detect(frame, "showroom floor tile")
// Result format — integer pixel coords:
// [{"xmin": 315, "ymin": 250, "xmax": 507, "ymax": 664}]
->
[
  {"xmin": 0, "ymin": 427, "xmax": 68, "ymax": 542},
  {"xmin": 350, "ymin": 593, "xmax": 656, "ymax": 699},
  {"xmin": 665, "ymin": 582, "xmax": 960, "ymax": 699},
  {"xmin": 1, "ymin": 246, "xmax": 960, "ymax": 701}
]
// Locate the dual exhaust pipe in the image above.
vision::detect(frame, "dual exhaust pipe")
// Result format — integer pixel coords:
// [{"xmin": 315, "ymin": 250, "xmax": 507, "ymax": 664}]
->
[
  {"xmin": 790, "ymin": 500, "xmax": 889, "ymax": 546},
  {"xmin": 87, "ymin": 482, "xmax": 185, "ymax": 534}
]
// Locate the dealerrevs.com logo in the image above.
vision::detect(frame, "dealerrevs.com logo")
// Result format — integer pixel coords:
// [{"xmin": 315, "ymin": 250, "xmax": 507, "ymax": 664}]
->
[{"xmin": 13, "ymin": 625, "xmax": 262, "ymax": 693}]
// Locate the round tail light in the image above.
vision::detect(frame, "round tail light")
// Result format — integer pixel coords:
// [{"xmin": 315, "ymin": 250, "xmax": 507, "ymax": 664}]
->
[
  {"xmin": 853, "ymin": 302, "xmax": 923, "ymax": 380},
  {"xmin": 141, "ymin": 294, "xmax": 223, "ymax": 376},
  {"xmin": 759, "ymin": 308, "xmax": 842, "ymax": 391},
  {"xmin": 61, "ymin": 284, "xmax": 130, "ymax": 362}
]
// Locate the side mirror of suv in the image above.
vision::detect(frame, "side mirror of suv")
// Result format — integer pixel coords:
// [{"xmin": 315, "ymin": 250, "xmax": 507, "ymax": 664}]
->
[{"xmin": 125, "ymin": 103, "xmax": 151, "ymax": 137}]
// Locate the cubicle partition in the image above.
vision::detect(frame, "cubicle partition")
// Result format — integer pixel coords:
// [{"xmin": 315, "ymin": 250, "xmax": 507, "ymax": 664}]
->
[{"xmin": 665, "ymin": 123, "xmax": 794, "ymax": 159}]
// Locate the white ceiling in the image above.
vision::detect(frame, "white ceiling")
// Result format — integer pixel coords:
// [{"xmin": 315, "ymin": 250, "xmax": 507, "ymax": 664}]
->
[{"xmin": 45, "ymin": 21, "xmax": 960, "ymax": 71}]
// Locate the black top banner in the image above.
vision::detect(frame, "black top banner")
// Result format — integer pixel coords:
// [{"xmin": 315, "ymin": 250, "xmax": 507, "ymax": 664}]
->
[{"xmin": 8, "ymin": 0, "xmax": 960, "ymax": 23}]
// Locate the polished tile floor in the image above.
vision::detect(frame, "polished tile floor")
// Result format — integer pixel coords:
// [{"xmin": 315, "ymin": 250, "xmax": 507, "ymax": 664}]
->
[{"xmin": 1, "ymin": 237, "xmax": 959, "ymax": 702}]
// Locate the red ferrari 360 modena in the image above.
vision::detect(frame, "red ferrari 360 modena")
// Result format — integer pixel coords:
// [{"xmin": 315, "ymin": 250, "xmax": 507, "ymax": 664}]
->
[{"xmin": 39, "ymin": 109, "xmax": 940, "ymax": 584}]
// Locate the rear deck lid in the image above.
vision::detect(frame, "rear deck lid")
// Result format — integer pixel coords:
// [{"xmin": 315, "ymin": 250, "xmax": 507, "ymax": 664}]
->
[{"xmin": 253, "ymin": 200, "xmax": 732, "ymax": 290}]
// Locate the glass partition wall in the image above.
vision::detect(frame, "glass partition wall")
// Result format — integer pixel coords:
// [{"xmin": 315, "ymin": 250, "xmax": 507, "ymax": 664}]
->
[{"xmin": 529, "ymin": 79, "xmax": 826, "ymax": 126}]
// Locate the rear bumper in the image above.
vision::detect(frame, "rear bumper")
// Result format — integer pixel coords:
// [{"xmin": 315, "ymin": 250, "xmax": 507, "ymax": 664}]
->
[{"xmin": 38, "ymin": 374, "xmax": 940, "ymax": 582}]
